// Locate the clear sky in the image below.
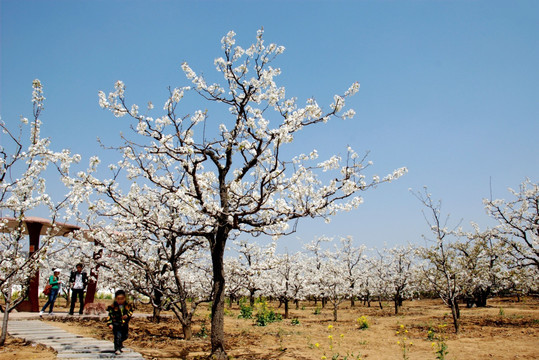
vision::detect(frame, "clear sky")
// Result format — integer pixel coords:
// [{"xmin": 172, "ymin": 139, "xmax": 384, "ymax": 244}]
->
[{"xmin": 1, "ymin": 0, "xmax": 538, "ymax": 251}]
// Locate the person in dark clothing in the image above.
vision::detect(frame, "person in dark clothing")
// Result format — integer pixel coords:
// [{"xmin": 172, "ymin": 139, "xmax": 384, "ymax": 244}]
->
[
  {"xmin": 68, "ymin": 263, "xmax": 88, "ymax": 315},
  {"xmin": 40, "ymin": 269, "xmax": 62, "ymax": 316},
  {"xmin": 106, "ymin": 290, "xmax": 133, "ymax": 355}
]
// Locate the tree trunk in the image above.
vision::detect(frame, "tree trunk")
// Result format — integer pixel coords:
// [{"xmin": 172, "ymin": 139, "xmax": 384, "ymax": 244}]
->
[
  {"xmin": 171, "ymin": 304, "xmax": 196, "ymax": 341},
  {"xmin": 295, "ymin": 299, "xmax": 299, "ymax": 310},
  {"xmin": 182, "ymin": 323, "xmax": 193, "ymax": 341},
  {"xmin": 152, "ymin": 307, "xmax": 161, "ymax": 324},
  {"xmin": 394, "ymin": 294, "xmax": 402, "ymax": 315},
  {"xmin": 350, "ymin": 296, "xmax": 355, "ymax": 308},
  {"xmin": 66, "ymin": 290, "xmax": 71, "ymax": 308},
  {"xmin": 249, "ymin": 290, "xmax": 255, "ymax": 307},
  {"xmin": 0, "ymin": 289, "xmax": 12, "ymax": 346},
  {"xmin": 378, "ymin": 296, "xmax": 383, "ymax": 310},
  {"xmin": 209, "ymin": 234, "xmax": 227, "ymax": 360},
  {"xmin": 475, "ymin": 288, "xmax": 489, "ymax": 307},
  {"xmin": 449, "ymin": 299, "xmax": 460, "ymax": 334},
  {"xmin": 284, "ymin": 298, "xmax": 289, "ymax": 319},
  {"xmin": 333, "ymin": 303, "xmax": 338, "ymax": 322}
]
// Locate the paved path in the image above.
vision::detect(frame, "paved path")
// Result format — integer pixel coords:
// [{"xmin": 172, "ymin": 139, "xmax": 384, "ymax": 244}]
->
[{"xmin": 7, "ymin": 320, "xmax": 145, "ymax": 359}]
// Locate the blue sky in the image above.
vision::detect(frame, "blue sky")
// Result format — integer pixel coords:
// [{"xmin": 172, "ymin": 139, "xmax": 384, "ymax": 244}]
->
[{"xmin": 1, "ymin": 0, "xmax": 538, "ymax": 251}]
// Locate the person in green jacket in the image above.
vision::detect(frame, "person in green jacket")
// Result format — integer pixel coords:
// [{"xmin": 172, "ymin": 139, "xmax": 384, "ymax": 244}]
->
[{"xmin": 40, "ymin": 269, "xmax": 62, "ymax": 316}]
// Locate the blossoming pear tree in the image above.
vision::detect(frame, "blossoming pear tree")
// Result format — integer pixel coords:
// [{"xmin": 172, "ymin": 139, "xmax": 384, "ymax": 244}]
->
[
  {"xmin": 0, "ymin": 80, "xmax": 79, "ymax": 345},
  {"xmin": 67, "ymin": 167, "xmax": 213, "ymax": 338},
  {"xmin": 229, "ymin": 239, "xmax": 276, "ymax": 307},
  {"xmin": 484, "ymin": 179, "xmax": 539, "ymax": 269},
  {"xmin": 413, "ymin": 188, "xmax": 464, "ymax": 333},
  {"xmin": 454, "ymin": 224, "xmax": 510, "ymax": 308},
  {"xmin": 317, "ymin": 247, "xmax": 349, "ymax": 321},
  {"xmin": 337, "ymin": 236, "xmax": 366, "ymax": 307},
  {"xmin": 263, "ymin": 251, "xmax": 309, "ymax": 318},
  {"xmin": 84, "ymin": 29, "xmax": 406, "ymax": 358}
]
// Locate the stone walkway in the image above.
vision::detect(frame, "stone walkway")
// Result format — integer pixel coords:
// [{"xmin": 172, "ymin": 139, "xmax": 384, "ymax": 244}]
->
[{"xmin": 7, "ymin": 320, "xmax": 145, "ymax": 359}]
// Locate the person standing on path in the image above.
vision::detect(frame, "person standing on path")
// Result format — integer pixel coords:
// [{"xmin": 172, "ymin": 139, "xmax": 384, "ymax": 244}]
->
[
  {"xmin": 107, "ymin": 290, "xmax": 133, "ymax": 355},
  {"xmin": 40, "ymin": 269, "xmax": 62, "ymax": 316},
  {"xmin": 68, "ymin": 263, "xmax": 88, "ymax": 315}
]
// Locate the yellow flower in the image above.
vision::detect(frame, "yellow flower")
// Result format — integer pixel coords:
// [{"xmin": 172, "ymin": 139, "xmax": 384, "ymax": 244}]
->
[
  {"xmin": 315, "ymin": 343, "xmax": 320, "ymax": 348},
  {"xmin": 403, "ymin": 337, "xmax": 407, "ymax": 341},
  {"xmin": 410, "ymin": 342, "xmax": 413, "ymax": 346},
  {"xmin": 340, "ymin": 334, "xmax": 344, "ymax": 338},
  {"xmin": 328, "ymin": 325, "xmax": 333, "ymax": 330},
  {"xmin": 328, "ymin": 335, "xmax": 333, "ymax": 340},
  {"xmin": 397, "ymin": 341, "xmax": 401, "ymax": 345},
  {"xmin": 404, "ymin": 330, "xmax": 408, "ymax": 333},
  {"xmin": 431, "ymin": 342, "xmax": 436, "ymax": 347},
  {"xmin": 400, "ymin": 324, "xmax": 404, "ymax": 329},
  {"xmin": 322, "ymin": 357, "xmax": 327, "ymax": 360},
  {"xmin": 396, "ymin": 331, "xmax": 400, "ymax": 335}
]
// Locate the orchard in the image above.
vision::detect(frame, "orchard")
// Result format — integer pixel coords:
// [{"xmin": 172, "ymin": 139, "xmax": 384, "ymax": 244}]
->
[{"xmin": 1, "ymin": 28, "xmax": 537, "ymax": 360}]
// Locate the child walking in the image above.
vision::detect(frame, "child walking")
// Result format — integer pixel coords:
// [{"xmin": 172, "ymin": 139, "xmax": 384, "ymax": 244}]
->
[{"xmin": 106, "ymin": 290, "xmax": 133, "ymax": 355}]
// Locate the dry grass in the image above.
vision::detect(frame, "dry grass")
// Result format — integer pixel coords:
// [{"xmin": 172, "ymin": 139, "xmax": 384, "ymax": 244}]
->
[{"xmin": 42, "ymin": 297, "xmax": 538, "ymax": 360}]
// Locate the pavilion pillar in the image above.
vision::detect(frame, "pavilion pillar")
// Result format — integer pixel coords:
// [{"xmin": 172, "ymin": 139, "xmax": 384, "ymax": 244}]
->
[{"xmin": 26, "ymin": 222, "xmax": 43, "ymax": 312}]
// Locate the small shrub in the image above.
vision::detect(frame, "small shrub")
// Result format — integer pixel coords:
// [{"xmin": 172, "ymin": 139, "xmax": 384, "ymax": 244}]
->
[
  {"xmin": 433, "ymin": 341, "xmax": 448, "ymax": 360},
  {"xmin": 238, "ymin": 302, "xmax": 253, "ymax": 319},
  {"xmin": 314, "ymin": 306, "xmax": 322, "ymax": 315},
  {"xmin": 356, "ymin": 315, "xmax": 369, "ymax": 330},
  {"xmin": 291, "ymin": 318, "xmax": 300, "ymax": 326},
  {"xmin": 256, "ymin": 309, "xmax": 282, "ymax": 326},
  {"xmin": 254, "ymin": 299, "xmax": 282, "ymax": 326},
  {"xmin": 195, "ymin": 321, "xmax": 208, "ymax": 338},
  {"xmin": 427, "ymin": 326, "xmax": 436, "ymax": 341}
]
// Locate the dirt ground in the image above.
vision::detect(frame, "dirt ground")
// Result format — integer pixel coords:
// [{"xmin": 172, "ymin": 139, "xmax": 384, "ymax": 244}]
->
[
  {"xmin": 0, "ymin": 336, "xmax": 56, "ymax": 360},
  {"xmin": 33, "ymin": 296, "xmax": 538, "ymax": 360}
]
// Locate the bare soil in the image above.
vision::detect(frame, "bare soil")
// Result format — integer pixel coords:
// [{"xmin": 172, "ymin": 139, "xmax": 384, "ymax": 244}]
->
[
  {"xmin": 0, "ymin": 335, "xmax": 56, "ymax": 360},
  {"xmin": 36, "ymin": 297, "xmax": 539, "ymax": 360}
]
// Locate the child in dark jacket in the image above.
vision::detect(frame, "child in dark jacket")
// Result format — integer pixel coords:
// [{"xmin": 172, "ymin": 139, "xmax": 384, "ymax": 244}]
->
[{"xmin": 106, "ymin": 290, "xmax": 133, "ymax": 355}]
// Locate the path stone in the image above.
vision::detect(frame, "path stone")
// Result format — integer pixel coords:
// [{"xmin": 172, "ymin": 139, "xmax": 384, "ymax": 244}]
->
[{"xmin": 6, "ymin": 320, "xmax": 144, "ymax": 360}]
